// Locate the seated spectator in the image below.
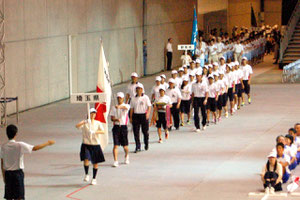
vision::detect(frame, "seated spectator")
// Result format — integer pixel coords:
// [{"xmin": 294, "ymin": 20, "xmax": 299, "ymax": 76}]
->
[
  {"xmin": 285, "ymin": 134, "xmax": 298, "ymax": 170},
  {"xmin": 294, "ymin": 123, "xmax": 300, "ymax": 164},
  {"xmin": 276, "ymin": 143, "xmax": 290, "ymax": 183},
  {"xmin": 261, "ymin": 152, "xmax": 282, "ymax": 194}
]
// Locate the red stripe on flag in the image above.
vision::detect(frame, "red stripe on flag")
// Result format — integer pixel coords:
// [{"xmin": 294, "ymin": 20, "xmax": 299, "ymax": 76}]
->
[{"xmin": 95, "ymin": 86, "xmax": 107, "ymax": 123}]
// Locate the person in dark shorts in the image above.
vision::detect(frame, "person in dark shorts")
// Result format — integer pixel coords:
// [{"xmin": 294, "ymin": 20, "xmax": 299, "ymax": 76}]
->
[
  {"xmin": 206, "ymin": 75, "xmax": 219, "ymax": 125},
  {"xmin": 110, "ymin": 92, "xmax": 130, "ymax": 167},
  {"xmin": 1, "ymin": 124, "xmax": 55, "ymax": 200},
  {"xmin": 241, "ymin": 57, "xmax": 253, "ymax": 105},
  {"xmin": 76, "ymin": 108, "xmax": 105, "ymax": 185},
  {"xmin": 180, "ymin": 77, "xmax": 192, "ymax": 126},
  {"xmin": 225, "ymin": 64, "xmax": 235, "ymax": 115}
]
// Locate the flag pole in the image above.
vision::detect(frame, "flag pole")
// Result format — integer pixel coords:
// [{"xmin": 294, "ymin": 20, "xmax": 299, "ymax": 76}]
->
[{"xmin": 68, "ymin": 35, "xmax": 73, "ymax": 97}]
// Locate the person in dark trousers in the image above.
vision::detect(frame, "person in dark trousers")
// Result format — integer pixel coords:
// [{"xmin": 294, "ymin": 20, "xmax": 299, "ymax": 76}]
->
[
  {"xmin": 1, "ymin": 124, "xmax": 55, "ymax": 200},
  {"xmin": 130, "ymin": 83, "xmax": 152, "ymax": 153},
  {"xmin": 166, "ymin": 78, "xmax": 182, "ymax": 130},
  {"xmin": 166, "ymin": 38, "xmax": 173, "ymax": 71},
  {"xmin": 191, "ymin": 71, "xmax": 208, "ymax": 132}
]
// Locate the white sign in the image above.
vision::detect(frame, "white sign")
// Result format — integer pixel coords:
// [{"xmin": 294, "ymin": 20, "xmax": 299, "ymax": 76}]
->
[
  {"xmin": 70, "ymin": 93, "xmax": 107, "ymax": 104},
  {"xmin": 178, "ymin": 44, "xmax": 194, "ymax": 51}
]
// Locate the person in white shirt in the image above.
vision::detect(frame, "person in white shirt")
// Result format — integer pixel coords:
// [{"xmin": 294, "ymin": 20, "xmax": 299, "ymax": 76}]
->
[
  {"xmin": 177, "ymin": 68, "xmax": 184, "ymax": 87},
  {"xmin": 261, "ymin": 152, "xmax": 283, "ymax": 194},
  {"xmin": 76, "ymin": 108, "xmax": 105, "ymax": 185},
  {"xmin": 225, "ymin": 64, "xmax": 236, "ymax": 115},
  {"xmin": 191, "ymin": 72, "xmax": 209, "ymax": 131},
  {"xmin": 276, "ymin": 143, "xmax": 291, "ymax": 183},
  {"xmin": 208, "ymin": 39, "xmax": 218, "ymax": 64},
  {"xmin": 130, "ymin": 83, "xmax": 152, "ymax": 153},
  {"xmin": 1, "ymin": 125, "xmax": 55, "ymax": 199},
  {"xmin": 171, "ymin": 70, "xmax": 181, "ymax": 88},
  {"xmin": 216, "ymin": 37, "xmax": 224, "ymax": 60},
  {"xmin": 212, "ymin": 62, "xmax": 219, "ymax": 73},
  {"xmin": 151, "ymin": 76, "xmax": 162, "ymax": 102},
  {"xmin": 218, "ymin": 71, "xmax": 229, "ymax": 119},
  {"xmin": 110, "ymin": 92, "xmax": 130, "ymax": 167},
  {"xmin": 234, "ymin": 40, "xmax": 244, "ymax": 63},
  {"xmin": 285, "ymin": 134, "xmax": 298, "ymax": 171},
  {"xmin": 126, "ymin": 72, "xmax": 144, "ymax": 104},
  {"xmin": 195, "ymin": 59, "xmax": 203, "ymax": 75},
  {"xmin": 240, "ymin": 57, "xmax": 253, "ymax": 105},
  {"xmin": 179, "ymin": 77, "xmax": 192, "ymax": 126},
  {"xmin": 166, "ymin": 38, "xmax": 173, "ymax": 71},
  {"xmin": 182, "ymin": 65, "xmax": 189, "ymax": 80},
  {"xmin": 292, "ymin": 123, "xmax": 300, "ymax": 164},
  {"xmin": 166, "ymin": 78, "xmax": 182, "ymax": 130},
  {"xmin": 189, "ymin": 72, "xmax": 196, "ymax": 85},
  {"xmin": 214, "ymin": 73, "xmax": 225, "ymax": 122},
  {"xmin": 189, "ymin": 61, "xmax": 197, "ymax": 75},
  {"xmin": 160, "ymin": 74, "xmax": 169, "ymax": 90},
  {"xmin": 233, "ymin": 62, "xmax": 243, "ymax": 110},
  {"xmin": 219, "ymin": 56, "xmax": 226, "ymax": 73},
  {"xmin": 207, "ymin": 75, "xmax": 219, "ymax": 125},
  {"xmin": 180, "ymin": 52, "xmax": 192, "ymax": 66},
  {"xmin": 151, "ymin": 87, "xmax": 172, "ymax": 143}
]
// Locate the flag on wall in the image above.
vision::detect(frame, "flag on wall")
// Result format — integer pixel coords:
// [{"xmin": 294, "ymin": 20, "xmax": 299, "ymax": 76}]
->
[
  {"xmin": 251, "ymin": 5, "xmax": 257, "ymax": 27},
  {"xmin": 95, "ymin": 40, "xmax": 112, "ymax": 150},
  {"xmin": 191, "ymin": 6, "xmax": 198, "ymax": 55}
]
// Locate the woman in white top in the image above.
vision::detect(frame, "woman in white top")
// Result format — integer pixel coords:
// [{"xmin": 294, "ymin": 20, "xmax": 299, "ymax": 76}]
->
[
  {"xmin": 151, "ymin": 76, "xmax": 162, "ymax": 103},
  {"xmin": 180, "ymin": 78, "xmax": 192, "ymax": 126},
  {"xmin": 76, "ymin": 108, "xmax": 105, "ymax": 185}
]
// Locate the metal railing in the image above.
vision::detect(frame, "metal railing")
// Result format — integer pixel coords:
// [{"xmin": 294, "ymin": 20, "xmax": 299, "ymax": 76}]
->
[
  {"xmin": 282, "ymin": 59, "xmax": 300, "ymax": 83},
  {"xmin": 280, "ymin": 0, "xmax": 300, "ymax": 62}
]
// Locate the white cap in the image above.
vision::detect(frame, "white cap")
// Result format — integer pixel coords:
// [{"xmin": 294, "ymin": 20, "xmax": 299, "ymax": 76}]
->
[
  {"xmin": 196, "ymin": 71, "xmax": 202, "ymax": 76},
  {"xmin": 213, "ymin": 62, "xmax": 219, "ymax": 66},
  {"xmin": 136, "ymin": 83, "xmax": 144, "ymax": 89},
  {"xmin": 235, "ymin": 61, "xmax": 240, "ymax": 65},
  {"xmin": 155, "ymin": 76, "xmax": 162, "ymax": 81},
  {"xmin": 168, "ymin": 78, "xmax": 175, "ymax": 84},
  {"xmin": 182, "ymin": 65, "xmax": 187, "ymax": 68},
  {"xmin": 242, "ymin": 57, "xmax": 248, "ymax": 61},
  {"xmin": 208, "ymin": 64, "xmax": 213, "ymax": 68},
  {"xmin": 213, "ymin": 72, "xmax": 219, "ymax": 76},
  {"xmin": 160, "ymin": 74, "xmax": 166, "ymax": 79},
  {"xmin": 90, "ymin": 108, "xmax": 97, "ymax": 113},
  {"xmin": 117, "ymin": 92, "xmax": 125, "ymax": 98},
  {"xmin": 208, "ymin": 75, "xmax": 214, "ymax": 79},
  {"xmin": 196, "ymin": 59, "xmax": 201, "ymax": 64},
  {"xmin": 219, "ymin": 56, "xmax": 225, "ymax": 60},
  {"xmin": 131, "ymin": 72, "xmax": 138, "ymax": 77},
  {"xmin": 172, "ymin": 70, "xmax": 178, "ymax": 74},
  {"xmin": 219, "ymin": 71, "xmax": 224, "ymax": 75},
  {"xmin": 158, "ymin": 86, "xmax": 166, "ymax": 91},
  {"xmin": 178, "ymin": 67, "xmax": 184, "ymax": 72},
  {"xmin": 183, "ymin": 77, "xmax": 189, "ymax": 82},
  {"xmin": 268, "ymin": 152, "xmax": 277, "ymax": 158},
  {"xmin": 230, "ymin": 62, "xmax": 235, "ymax": 66},
  {"xmin": 226, "ymin": 64, "xmax": 232, "ymax": 69},
  {"xmin": 189, "ymin": 71, "xmax": 195, "ymax": 76},
  {"xmin": 203, "ymin": 65, "xmax": 209, "ymax": 69}
]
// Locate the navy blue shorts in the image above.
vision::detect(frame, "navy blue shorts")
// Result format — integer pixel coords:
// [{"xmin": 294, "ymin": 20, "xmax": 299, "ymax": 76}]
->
[
  {"xmin": 5, "ymin": 169, "xmax": 24, "ymax": 200},
  {"xmin": 80, "ymin": 143, "xmax": 105, "ymax": 164},
  {"xmin": 228, "ymin": 88, "xmax": 234, "ymax": 102},
  {"xmin": 156, "ymin": 112, "xmax": 167, "ymax": 129},
  {"xmin": 180, "ymin": 100, "xmax": 191, "ymax": 114},
  {"xmin": 206, "ymin": 98, "xmax": 216, "ymax": 112},
  {"xmin": 112, "ymin": 125, "xmax": 129, "ymax": 146}
]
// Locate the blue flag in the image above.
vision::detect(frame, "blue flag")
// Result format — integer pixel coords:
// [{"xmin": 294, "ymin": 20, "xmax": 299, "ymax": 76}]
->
[{"xmin": 191, "ymin": 7, "xmax": 198, "ymax": 55}]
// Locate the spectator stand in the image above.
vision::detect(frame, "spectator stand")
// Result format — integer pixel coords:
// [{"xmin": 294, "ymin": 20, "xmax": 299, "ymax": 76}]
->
[
  {"xmin": 282, "ymin": 59, "xmax": 300, "ymax": 83},
  {"xmin": 0, "ymin": 96, "xmax": 19, "ymax": 126}
]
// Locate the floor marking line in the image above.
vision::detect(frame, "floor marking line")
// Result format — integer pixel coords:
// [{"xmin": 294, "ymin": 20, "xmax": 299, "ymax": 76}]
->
[{"xmin": 66, "ymin": 184, "xmax": 90, "ymax": 200}]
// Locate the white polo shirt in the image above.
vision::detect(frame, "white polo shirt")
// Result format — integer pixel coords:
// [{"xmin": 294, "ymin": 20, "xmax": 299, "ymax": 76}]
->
[
  {"xmin": 234, "ymin": 44, "xmax": 244, "ymax": 53},
  {"xmin": 226, "ymin": 72, "xmax": 235, "ymax": 88},
  {"xmin": 208, "ymin": 44, "xmax": 217, "ymax": 55},
  {"xmin": 241, "ymin": 64, "xmax": 253, "ymax": 80},
  {"xmin": 236, "ymin": 69, "xmax": 243, "ymax": 84},
  {"xmin": 174, "ymin": 77, "xmax": 182, "ymax": 88},
  {"xmin": 0, "ymin": 140, "xmax": 34, "ymax": 170},
  {"xmin": 155, "ymin": 95, "xmax": 172, "ymax": 113},
  {"xmin": 192, "ymin": 81, "xmax": 208, "ymax": 98},
  {"xmin": 127, "ymin": 82, "xmax": 144, "ymax": 99},
  {"xmin": 166, "ymin": 42, "xmax": 173, "ymax": 52},
  {"xmin": 110, "ymin": 103, "xmax": 130, "ymax": 126},
  {"xmin": 216, "ymin": 79, "xmax": 225, "ymax": 95},
  {"xmin": 151, "ymin": 85, "xmax": 161, "ymax": 100},
  {"xmin": 216, "ymin": 42, "xmax": 224, "ymax": 54},
  {"xmin": 181, "ymin": 84, "xmax": 192, "ymax": 101},
  {"xmin": 77, "ymin": 120, "xmax": 104, "ymax": 145},
  {"xmin": 219, "ymin": 64, "xmax": 226, "ymax": 74},
  {"xmin": 161, "ymin": 82, "xmax": 169, "ymax": 90},
  {"xmin": 166, "ymin": 87, "xmax": 182, "ymax": 104},
  {"xmin": 130, "ymin": 95, "xmax": 151, "ymax": 114},
  {"xmin": 208, "ymin": 83, "xmax": 219, "ymax": 98}
]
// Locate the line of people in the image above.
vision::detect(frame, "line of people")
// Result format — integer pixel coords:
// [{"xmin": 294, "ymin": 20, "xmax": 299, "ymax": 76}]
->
[{"xmin": 261, "ymin": 123, "xmax": 300, "ymax": 194}]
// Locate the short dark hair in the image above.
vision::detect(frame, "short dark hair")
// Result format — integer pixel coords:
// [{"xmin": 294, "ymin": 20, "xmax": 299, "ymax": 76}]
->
[
  {"xmin": 276, "ymin": 142, "xmax": 284, "ymax": 149},
  {"xmin": 6, "ymin": 124, "xmax": 18, "ymax": 139},
  {"xmin": 285, "ymin": 134, "xmax": 294, "ymax": 144},
  {"xmin": 168, "ymin": 38, "xmax": 172, "ymax": 42},
  {"xmin": 289, "ymin": 128, "xmax": 296, "ymax": 134}
]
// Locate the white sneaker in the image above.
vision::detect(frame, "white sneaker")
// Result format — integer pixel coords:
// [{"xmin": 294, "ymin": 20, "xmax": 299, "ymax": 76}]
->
[
  {"xmin": 91, "ymin": 179, "xmax": 97, "ymax": 185},
  {"xmin": 125, "ymin": 156, "xmax": 130, "ymax": 164},
  {"xmin": 84, "ymin": 175, "xmax": 89, "ymax": 182},
  {"xmin": 158, "ymin": 139, "xmax": 163, "ymax": 143},
  {"xmin": 202, "ymin": 126, "xmax": 206, "ymax": 130},
  {"xmin": 195, "ymin": 129, "xmax": 201, "ymax": 133},
  {"xmin": 112, "ymin": 161, "xmax": 119, "ymax": 167},
  {"xmin": 265, "ymin": 187, "xmax": 269, "ymax": 194},
  {"xmin": 234, "ymin": 104, "xmax": 237, "ymax": 110},
  {"xmin": 269, "ymin": 187, "xmax": 275, "ymax": 194},
  {"xmin": 225, "ymin": 112, "xmax": 228, "ymax": 118}
]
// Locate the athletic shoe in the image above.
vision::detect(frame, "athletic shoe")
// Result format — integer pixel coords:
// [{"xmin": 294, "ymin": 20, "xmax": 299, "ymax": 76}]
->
[
  {"xmin": 125, "ymin": 156, "xmax": 130, "ymax": 164},
  {"xmin": 186, "ymin": 120, "xmax": 191, "ymax": 125},
  {"xmin": 195, "ymin": 129, "xmax": 200, "ymax": 133},
  {"xmin": 202, "ymin": 125, "xmax": 206, "ymax": 130},
  {"xmin": 134, "ymin": 149, "xmax": 141, "ymax": 153},
  {"xmin": 175, "ymin": 127, "xmax": 179, "ymax": 130},
  {"xmin": 264, "ymin": 187, "xmax": 269, "ymax": 194},
  {"xmin": 213, "ymin": 118, "xmax": 217, "ymax": 124},
  {"xmin": 234, "ymin": 104, "xmax": 237, "ymax": 110},
  {"xmin": 158, "ymin": 139, "xmax": 163, "ymax": 143},
  {"xmin": 112, "ymin": 161, "xmax": 119, "ymax": 167},
  {"xmin": 180, "ymin": 122, "xmax": 184, "ymax": 126},
  {"xmin": 241, "ymin": 102, "xmax": 245, "ymax": 106},
  {"xmin": 269, "ymin": 187, "xmax": 275, "ymax": 194},
  {"xmin": 225, "ymin": 112, "xmax": 229, "ymax": 118},
  {"xmin": 218, "ymin": 117, "xmax": 222, "ymax": 122},
  {"xmin": 207, "ymin": 122, "xmax": 210, "ymax": 126},
  {"xmin": 248, "ymin": 98, "xmax": 251, "ymax": 104},
  {"xmin": 91, "ymin": 179, "xmax": 97, "ymax": 185},
  {"xmin": 84, "ymin": 175, "xmax": 90, "ymax": 182},
  {"xmin": 145, "ymin": 144, "xmax": 149, "ymax": 151},
  {"xmin": 165, "ymin": 132, "xmax": 169, "ymax": 139},
  {"xmin": 237, "ymin": 105, "xmax": 241, "ymax": 110}
]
